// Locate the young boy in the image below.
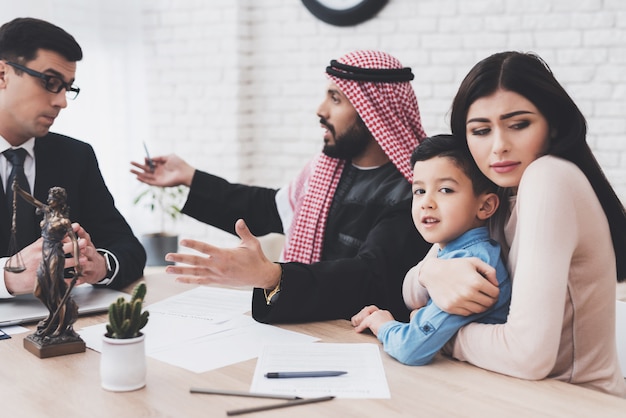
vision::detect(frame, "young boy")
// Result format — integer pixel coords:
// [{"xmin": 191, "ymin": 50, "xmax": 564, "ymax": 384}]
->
[{"xmin": 351, "ymin": 134, "xmax": 511, "ymax": 366}]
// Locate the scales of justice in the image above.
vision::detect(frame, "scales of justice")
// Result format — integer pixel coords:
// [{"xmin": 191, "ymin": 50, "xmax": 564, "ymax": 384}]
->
[{"xmin": 6, "ymin": 178, "xmax": 86, "ymax": 358}]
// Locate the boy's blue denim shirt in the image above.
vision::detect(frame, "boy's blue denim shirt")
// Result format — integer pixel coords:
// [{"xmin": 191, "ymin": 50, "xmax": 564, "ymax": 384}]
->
[{"xmin": 377, "ymin": 226, "xmax": 511, "ymax": 366}]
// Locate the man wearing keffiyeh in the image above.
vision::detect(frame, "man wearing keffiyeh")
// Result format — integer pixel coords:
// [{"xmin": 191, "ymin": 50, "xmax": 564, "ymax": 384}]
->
[{"xmin": 131, "ymin": 50, "xmax": 431, "ymax": 323}]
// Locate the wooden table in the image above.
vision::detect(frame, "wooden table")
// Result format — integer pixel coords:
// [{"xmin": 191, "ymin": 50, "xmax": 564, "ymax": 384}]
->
[{"xmin": 2, "ymin": 270, "xmax": 626, "ymax": 417}]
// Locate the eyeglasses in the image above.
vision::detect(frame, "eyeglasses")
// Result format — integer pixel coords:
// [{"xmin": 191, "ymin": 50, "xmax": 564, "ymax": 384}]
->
[{"xmin": 5, "ymin": 61, "xmax": 80, "ymax": 100}]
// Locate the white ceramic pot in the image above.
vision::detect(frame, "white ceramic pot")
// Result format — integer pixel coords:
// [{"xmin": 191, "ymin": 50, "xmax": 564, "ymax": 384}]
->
[{"xmin": 100, "ymin": 333, "xmax": 146, "ymax": 392}]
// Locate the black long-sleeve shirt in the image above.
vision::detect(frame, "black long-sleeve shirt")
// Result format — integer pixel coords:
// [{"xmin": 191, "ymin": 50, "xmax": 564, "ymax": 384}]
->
[{"xmin": 182, "ymin": 162, "xmax": 430, "ymax": 323}]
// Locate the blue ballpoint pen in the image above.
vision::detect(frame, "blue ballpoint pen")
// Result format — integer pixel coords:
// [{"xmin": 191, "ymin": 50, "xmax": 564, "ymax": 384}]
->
[{"xmin": 264, "ymin": 371, "xmax": 347, "ymax": 378}]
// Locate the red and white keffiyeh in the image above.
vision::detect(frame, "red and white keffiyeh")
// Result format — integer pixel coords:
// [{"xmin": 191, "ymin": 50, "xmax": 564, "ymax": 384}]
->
[{"xmin": 282, "ymin": 50, "xmax": 426, "ymax": 264}]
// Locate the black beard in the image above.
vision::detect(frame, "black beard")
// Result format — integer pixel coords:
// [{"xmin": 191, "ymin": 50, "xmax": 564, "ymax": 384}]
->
[{"xmin": 322, "ymin": 117, "xmax": 373, "ymax": 160}]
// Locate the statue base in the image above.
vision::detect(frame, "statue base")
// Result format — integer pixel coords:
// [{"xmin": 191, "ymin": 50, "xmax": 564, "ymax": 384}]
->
[{"xmin": 24, "ymin": 332, "xmax": 86, "ymax": 358}]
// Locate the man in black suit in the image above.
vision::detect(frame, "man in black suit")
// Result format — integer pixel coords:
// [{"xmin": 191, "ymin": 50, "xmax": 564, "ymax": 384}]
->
[{"xmin": 0, "ymin": 17, "xmax": 145, "ymax": 297}]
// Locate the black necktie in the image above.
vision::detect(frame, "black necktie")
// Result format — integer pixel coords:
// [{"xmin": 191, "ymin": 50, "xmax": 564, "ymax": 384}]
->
[{"xmin": 4, "ymin": 148, "xmax": 35, "ymax": 250}]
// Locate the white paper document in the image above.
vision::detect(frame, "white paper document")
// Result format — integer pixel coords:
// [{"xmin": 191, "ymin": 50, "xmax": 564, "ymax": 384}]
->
[
  {"xmin": 0, "ymin": 325, "xmax": 29, "ymax": 335},
  {"xmin": 79, "ymin": 286, "xmax": 319, "ymax": 373},
  {"xmin": 148, "ymin": 316, "xmax": 319, "ymax": 373},
  {"xmin": 80, "ymin": 312, "xmax": 228, "ymax": 353},
  {"xmin": 147, "ymin": 286, "xmax": 252, "ymax": 323},
  {"xmin": 251, "ymin": 343, "xmax": 391, "ymax": 399}
]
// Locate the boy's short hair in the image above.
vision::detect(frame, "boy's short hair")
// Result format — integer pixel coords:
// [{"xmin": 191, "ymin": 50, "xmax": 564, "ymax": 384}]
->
[
  {"xmin": 411, "ymin": 134, "xmax": 498, "ymax": 196},
  {"xmin": 0, "ymin": 17, "xmax": 82, "ymax": 63}
]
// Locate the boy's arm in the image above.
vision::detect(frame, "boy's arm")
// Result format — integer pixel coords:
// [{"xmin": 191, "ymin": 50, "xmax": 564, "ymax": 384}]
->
[
  {"xmin": 382, "ymin": 247, "xmax": 510, "ymax": 366},
  {"xmin": 377, "ymin": 300, "xmax": 482, "ymax": 366}
]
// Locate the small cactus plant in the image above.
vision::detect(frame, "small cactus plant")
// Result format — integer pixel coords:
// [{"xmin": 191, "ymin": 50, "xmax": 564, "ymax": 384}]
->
[{"xmin": 105, "ymin": 282, "xmax": 149, "ymax": 339}]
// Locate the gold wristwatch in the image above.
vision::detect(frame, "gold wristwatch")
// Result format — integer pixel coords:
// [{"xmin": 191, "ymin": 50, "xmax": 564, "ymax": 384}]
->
[{"xmin": 264, "ymin": 264, "xmax": 283, "ymax": 305}]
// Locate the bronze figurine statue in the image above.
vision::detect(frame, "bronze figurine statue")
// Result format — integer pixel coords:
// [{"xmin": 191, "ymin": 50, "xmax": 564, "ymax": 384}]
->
[{"xmin": 12, "ymin": 183, "xmax": 86, "ymax": 357}]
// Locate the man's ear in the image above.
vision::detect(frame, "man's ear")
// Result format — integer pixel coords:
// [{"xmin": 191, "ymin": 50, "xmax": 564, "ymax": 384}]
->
[
  {"xmin": 0, "ymin": 61, "xmax": 8, "ymax": 89},
  {"xmin": 477, "ymin": 192, "xmax": 499, "ymax": 220}
]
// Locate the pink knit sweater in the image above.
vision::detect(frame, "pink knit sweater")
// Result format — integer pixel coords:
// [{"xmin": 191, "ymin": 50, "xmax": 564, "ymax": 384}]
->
[{"xmin": 405, "ymin": 156, "xmax": 626, "ymax": 397}]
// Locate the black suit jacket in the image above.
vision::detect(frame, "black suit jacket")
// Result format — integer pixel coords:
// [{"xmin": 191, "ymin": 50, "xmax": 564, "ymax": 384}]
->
[
  {"xmin": 182, "ymin": 168, "xmax": 430, "ymax": 324},
  {"xmin": 0, "ymin": 132, "xmax": 146, "ymax": 289}
]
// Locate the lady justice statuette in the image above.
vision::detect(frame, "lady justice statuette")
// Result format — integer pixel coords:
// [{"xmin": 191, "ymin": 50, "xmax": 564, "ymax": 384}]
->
[{"xmin": 6, "ymin": 181, "xmax": 86, "ymax": 358}]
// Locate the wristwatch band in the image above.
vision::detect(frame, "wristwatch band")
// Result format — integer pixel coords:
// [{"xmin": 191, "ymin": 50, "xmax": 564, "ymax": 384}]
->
[{"xmin": 96, "ymin": 249, "xmax": 118, "ymax": 285}]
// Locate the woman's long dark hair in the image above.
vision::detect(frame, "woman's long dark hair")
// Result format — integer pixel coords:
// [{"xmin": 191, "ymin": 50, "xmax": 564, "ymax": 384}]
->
[{"xmin": 450, "ymin": 51, "xmax": 626, "ymax": 281}]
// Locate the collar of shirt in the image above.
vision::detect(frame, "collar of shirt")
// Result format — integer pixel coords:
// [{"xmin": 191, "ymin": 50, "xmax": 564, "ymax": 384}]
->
[
  {"xmin": 438, "ymin": 226, "xmax": 491, "ymax": 257},
  {"xmin": 0, "ymin": 137, "xmax": 36, "ymax": 192}
]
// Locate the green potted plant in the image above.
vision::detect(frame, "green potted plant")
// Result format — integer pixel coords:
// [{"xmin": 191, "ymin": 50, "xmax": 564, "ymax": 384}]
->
[
  {"xmin": 134, "ymin": 185, "xmax": 186, "ymax": 266},
  {"xmin": 100, "ymin": 283, "xmax": 150, "ymax": 392}
]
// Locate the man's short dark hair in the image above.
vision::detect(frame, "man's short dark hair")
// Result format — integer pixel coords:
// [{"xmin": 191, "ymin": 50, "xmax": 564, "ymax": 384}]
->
[
  {"xmin": 0, "ymin": 17, "xmax": 82, "ymax": 63},
  {"xmin": 411, "ymin": 134, "xmax": 498, "ymax": 196}
]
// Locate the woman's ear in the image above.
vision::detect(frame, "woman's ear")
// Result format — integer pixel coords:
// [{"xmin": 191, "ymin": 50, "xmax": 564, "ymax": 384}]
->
[
  {"xmin": 550, "ymin": 127, "xmax": 558, "ymax": 139},
  {"xmin": 477, "ymin": 192, "xmax": 499, "ymax": 221}
]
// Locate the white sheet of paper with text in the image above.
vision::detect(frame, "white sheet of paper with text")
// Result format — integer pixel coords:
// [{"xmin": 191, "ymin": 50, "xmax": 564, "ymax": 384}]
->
[{"xmin": 251, "ymin": 343, "xmax": 390, "ymax": 399}]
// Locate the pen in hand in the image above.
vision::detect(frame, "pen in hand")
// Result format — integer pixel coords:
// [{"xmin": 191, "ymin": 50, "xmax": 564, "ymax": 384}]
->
[
  {"xmin": 143, "ymin": 141, "xmax": 155, "ymax": 173},
  {"xmin": 264, "ymin": 371, "xmax": 347, "ymax": 378}
]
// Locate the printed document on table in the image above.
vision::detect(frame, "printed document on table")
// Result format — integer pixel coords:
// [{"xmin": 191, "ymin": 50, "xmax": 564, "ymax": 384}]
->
[
  {"xmin": 80, "ymin": 286, "xmax": 254, "ymax": 353},
  {"xmin": 79, "ymin": 286, "xmax": 320, "ymax": 373},
  {"xmin": 80, "ymin": 312, "xmax": 229, "ymax": 353},
  {"xmin": 81, "ymin": 315, "xmax": 319, "ymax": 373},
  {"xmin": 147, "ymin": 286, "xmax": 252, "ymax": 323},
  {"xmin": 148, "ymin": 315, "xmax": 319, "ymax": 373},
  {"xmin": 0, "ymin": 325, "xmax": 28, "ymax": 335},
  {"xmin": 251, "ymin": 343, "xmax": 391, "ymax": 399}
]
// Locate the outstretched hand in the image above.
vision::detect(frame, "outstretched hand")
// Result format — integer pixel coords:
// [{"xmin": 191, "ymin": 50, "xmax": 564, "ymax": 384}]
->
[
  {"xmin": 130, "ymin": 154, "xmax": 196, "ymax": 188},
  {"xmin": 165, "ymin": 219, "xmax": 282, "ymax": 290}
]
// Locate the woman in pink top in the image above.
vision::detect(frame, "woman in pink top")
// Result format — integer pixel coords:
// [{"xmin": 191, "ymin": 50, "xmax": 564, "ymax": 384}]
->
[{"xmin": 405, "ymin": 51, "xmax": 626, "ymax": 396}]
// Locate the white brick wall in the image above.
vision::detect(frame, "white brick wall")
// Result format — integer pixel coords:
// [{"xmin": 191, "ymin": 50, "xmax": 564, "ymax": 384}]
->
[
  {"xmin": 3, "ymin": 0, "xmax": 626, "ymax": 247},
  {"xmin": 139, "ymin": 0, "xmax": 626, "ymax": 246}
]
